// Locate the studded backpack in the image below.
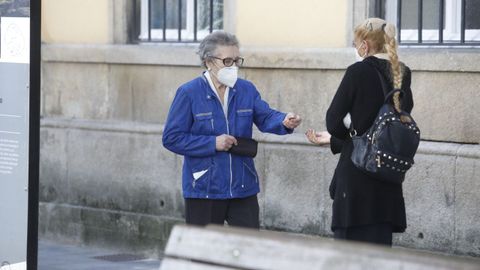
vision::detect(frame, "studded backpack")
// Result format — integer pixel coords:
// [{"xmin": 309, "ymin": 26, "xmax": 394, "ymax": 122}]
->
[{"xmin": 350, "ymin": 69, "xmax": 420, "ymax": 184}]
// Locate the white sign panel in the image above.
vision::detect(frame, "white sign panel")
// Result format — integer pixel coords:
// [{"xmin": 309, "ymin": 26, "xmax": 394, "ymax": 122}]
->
[
  {"xmin": 0, "ymin": 17, "xmax": 30, "ymax": 64},
  {"xmin": 0, "ymin": 16, "xmax": 30, "ymax": 266}
]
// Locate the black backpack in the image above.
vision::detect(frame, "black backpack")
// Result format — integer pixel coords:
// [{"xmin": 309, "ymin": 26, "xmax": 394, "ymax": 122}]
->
[{"xmin": 350, "ymin": 69, "xmax": 420, "ymax": 184}]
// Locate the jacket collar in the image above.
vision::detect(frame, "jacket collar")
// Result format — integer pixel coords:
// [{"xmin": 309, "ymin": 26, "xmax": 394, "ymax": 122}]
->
[{"xmin": 201, "ymin": 71, "xmax": 237, "ymax": 103}]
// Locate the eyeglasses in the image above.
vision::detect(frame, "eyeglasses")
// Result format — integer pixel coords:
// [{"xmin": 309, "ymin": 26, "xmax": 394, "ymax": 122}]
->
[{"xmin": 210, "ymin": 56, "xmax": 244, "ymax": 67}]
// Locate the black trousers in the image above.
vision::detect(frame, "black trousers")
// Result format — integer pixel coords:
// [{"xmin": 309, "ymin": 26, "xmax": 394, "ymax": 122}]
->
[
  {"xmin": 334, "ymin": 223, "xmax": 393, "ymax": 246},
  {"xmin": 184, "ymin": 195, "xmax": 260, "ymax": 229}
]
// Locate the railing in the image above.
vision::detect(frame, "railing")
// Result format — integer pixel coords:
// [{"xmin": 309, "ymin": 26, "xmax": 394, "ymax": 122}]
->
[
  {"xmin": 374, "ymin": 0, "xmax": 480, "ymax": 46},
  {"xmin": 134, "ymin": 0, "xmax": 223, "ymax": 43}
]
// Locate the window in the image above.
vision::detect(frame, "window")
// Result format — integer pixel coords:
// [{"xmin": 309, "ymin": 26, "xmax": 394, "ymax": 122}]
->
[
  {"xmin": 136, "ymin": 0, "xmax": 224, "ymax": 42},
  {"xmin": 375, "ymin": 0, "xmax": 480, "ymax": 46}
]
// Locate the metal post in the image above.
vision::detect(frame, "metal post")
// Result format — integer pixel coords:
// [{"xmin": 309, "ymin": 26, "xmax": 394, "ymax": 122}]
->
[
  {"xmin": 397, "ymin": 0, "xmax": 402, "ymax": 44},
  {"xmin": 148, "ymin": 0, "xmax": 152, "ymax": 41},
  {"xmin": 194, "ymin": 0, "xmax": 198, "ymax": 41},
  {"xmin": 439, "ymin": 0, "xmax": 444, "ymax": 43},
  {"xmin": 461, "ymin": 0, "xmax": 466, "ymax": 43},
  {"xmin": 418, "ymin": 0, "xmax": 423, "ymax": 43},
  {"xmin": 28, "ymin": 0, "xmax": 41, "ymax": 269},
  {"xmin": 163, "ymin": 0, "xmax": 167, "ymax": 41},
  {"xmin": 209, "ymin": 0, "xmax": 213, "ymax": 32},
  {"xmin": 178, "ymin": 0, "xmax": 182, "ymax": 41}
]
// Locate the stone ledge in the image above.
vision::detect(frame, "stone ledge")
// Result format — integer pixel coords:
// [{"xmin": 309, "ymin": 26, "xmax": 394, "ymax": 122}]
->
[
  {"xmin": 39, "ymin": 117, "xmax": 480, "ymax": 257},
  {"xmin": 41, "ymin": 117, "xmax": 480, "ymax": 158},
  {"xmin": 39, "ymin": 202, "xmax": 184, "ymax": 259},
  {"xmin": 41, "ymin": 117, "xmax": 163, "ymax": 135},
  {"xmin": 41, "ymin": 44, "xmax": 480, "ymax": 72}
]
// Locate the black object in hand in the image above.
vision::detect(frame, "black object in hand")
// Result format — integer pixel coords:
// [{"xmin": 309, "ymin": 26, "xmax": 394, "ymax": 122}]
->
[{"xmin": 228, "ymin": 137, "xmax": 258, "ymax": 157}]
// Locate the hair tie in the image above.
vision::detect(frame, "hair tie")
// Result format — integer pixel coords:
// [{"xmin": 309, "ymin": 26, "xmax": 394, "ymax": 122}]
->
[
  {"xmin": 383, "ymin": 23, "xmax": 396, "ymax": 39},
  {"xmin": 364, "ymin": 20, "xmax": 373, "ymax": 31}
]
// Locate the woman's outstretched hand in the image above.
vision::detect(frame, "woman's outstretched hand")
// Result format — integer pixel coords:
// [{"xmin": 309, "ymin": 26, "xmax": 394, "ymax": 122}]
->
[{"xmin": 305, "ymin": 129, "xmax": 331, "ymax": 145}]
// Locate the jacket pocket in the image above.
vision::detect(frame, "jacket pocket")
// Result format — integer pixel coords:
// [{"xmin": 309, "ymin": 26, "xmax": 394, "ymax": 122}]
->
[
  {"xmin": 191, "ymin": 165, "xmax": 212, "ymax": 193},
  {"xmin": 241, "ymin": 160, "xmax": 258, "ymax": 188},
  {"xmin": 189, "ymin": 156, "xmax": 213, "ymax": 193},
  {"xmin": 236, "ymin": 109, "xmax": 253, "ymax": 117},
  {"xmin": 236, "ymin": 109, "xmax": 253, "ymax": 135},
  {"xmin": 194, "ymin": 112, "xmax": 214, "ymax": 134}
]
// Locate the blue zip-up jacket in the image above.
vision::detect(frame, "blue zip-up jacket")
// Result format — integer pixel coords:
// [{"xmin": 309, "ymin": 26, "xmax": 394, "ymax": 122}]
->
[{"xmin": 162, "ymin": 74, "xmax": 293, "ymax": 199}]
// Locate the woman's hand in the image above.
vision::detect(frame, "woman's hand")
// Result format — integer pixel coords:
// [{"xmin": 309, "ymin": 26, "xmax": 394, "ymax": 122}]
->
[
  {"xmin": 305, "ymin": 129, "xmax": 331, "ymax": 145},
  {"xmin": 216, "ymin": 134, "xmax": 238, "ymax": 151},
  {"xmin": 283, "ymin": 112, "xmax": 302, "ymax": 129}
]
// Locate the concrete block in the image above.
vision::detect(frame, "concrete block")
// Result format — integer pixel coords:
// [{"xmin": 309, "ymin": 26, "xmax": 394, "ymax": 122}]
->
[
  {"xmin": 42, "ymin": 62, "xmax": 110, "ymax": 119},
  {"xmin": 107, "ymin": 65, "xmax": 202, "ymax": 123},
  {"xmin": 42, "ymin": 62, "xmax": 203, "ymax": 124},
  {"xmin": 411, "ymin": 71, "xmax": 480, "ymax": 143},
  {"xmin": 39, "ymin": 202, "xmax": 183, "ymax": 259},
  {"xmin": 63, "ymin": 127, "xmax": 183, "ymax": 218},
  {"xmin": 39, "ymin": 128, "xmax": 68, "ymax": 203},
  {"xmin": 262, "ymin": 144, "xmax": 332, "ymax": 235},
  {"xmin": 39, "ymin": 202, "xmax": 83, "ymax": 244},
  {"xmin": 242, "ymin": 68, "xmax": 344, "ymax": 134},
  {"xmin": 398, "ymin": 153, "xmax": 456, "ymax": 254},
  {"xmin": 454, "ymin": 153, "xmax": 480, "ymax": 256}
]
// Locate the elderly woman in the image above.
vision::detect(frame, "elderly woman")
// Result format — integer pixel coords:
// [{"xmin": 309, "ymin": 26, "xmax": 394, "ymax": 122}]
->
[{"xmin": 163, "ymin": 31, "xmax": 301, "ymax": 228}]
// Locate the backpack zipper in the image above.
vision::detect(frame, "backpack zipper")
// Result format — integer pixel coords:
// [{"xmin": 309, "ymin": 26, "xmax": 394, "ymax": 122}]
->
[{"xmin": 376, "ymin": 155, "xmax": 381, "ymax": 168}]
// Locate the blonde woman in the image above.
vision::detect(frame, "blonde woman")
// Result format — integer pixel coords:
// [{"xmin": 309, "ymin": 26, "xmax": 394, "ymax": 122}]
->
[{"xmin": 306, "ymin": 18, "xmax": 414, "ymax": 246}]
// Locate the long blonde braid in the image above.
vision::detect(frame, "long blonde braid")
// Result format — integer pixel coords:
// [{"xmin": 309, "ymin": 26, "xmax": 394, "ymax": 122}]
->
[
  {"xmin": 384, "ymin": 23, "xmax": 412, "ymax": 122},
  {"xmin": 355, "ymin": 18, "xmax": 410, "ymax": 122},
  {"xmin": 383, "ymin": 23, "xmax": 402, "ymax": 113}
]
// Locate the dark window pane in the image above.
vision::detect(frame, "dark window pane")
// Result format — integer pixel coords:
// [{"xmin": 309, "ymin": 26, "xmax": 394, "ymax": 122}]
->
[
  {"xmin": 151, "ymin": 0, "xmax": 186, "ymax": 29},
  {"xmin": 466, "ymin": 0, "xmax": 480, "ymax": 29},
  {"xmin": 213, "ymin": 0, "xmax": 223, "ymax": 30},
  {"xmin": 423, "ymin": 0, "xmax": 440, "ymax": 29},
  {"xmin": 197, "ymin": 0, "xmax": 223, "ymax": 31},
  {"xmin": 197, "ymin": 0, "xmax": 210, "ymax": 31},
  {"xmin": 401, "ymin": 0, "xmax": 418, "ymax": 30},
  {"xmin": 151, "ymin": 0, "xmax": 163, "ymax": 28},
  {"xmin": 402, "ymin": 0, "xmax": 440, "ymax": 30}
]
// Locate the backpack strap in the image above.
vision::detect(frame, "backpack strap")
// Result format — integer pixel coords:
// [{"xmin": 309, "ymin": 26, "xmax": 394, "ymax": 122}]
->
[
  {"xmin": 375, "ymin": 69, "xmax": 405, "ymax": 104},
  {"xmin": 384, "ymin": 88, "xmax": 404, "ymax": 103},
  {"xmin": 349, "ymin": 68, "xmax": 405, "ymax": 136}
]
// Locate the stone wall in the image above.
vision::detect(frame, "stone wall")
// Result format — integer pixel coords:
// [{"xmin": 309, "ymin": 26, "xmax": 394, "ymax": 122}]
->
[{"xmin": 39, "ymin": 44, "xmax": 480, "ymax": 258}]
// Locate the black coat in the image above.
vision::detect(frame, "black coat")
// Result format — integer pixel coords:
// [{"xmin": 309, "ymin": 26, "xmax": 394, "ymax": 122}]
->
[{"xmin": 326, "ymin": 56, "xmax": 414, "ymax": 232}]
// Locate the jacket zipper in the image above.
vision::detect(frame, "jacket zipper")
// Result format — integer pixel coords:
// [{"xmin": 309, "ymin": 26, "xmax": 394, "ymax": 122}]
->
[
  {"xmin": 212, "ymin": 91, "xmax": 233, "ymax": 198},
  {"xmin": 227, "ymin": 121, "xmax": 233, "ymax": 197},
  {"xmin": 193, "ymin": 178, "xmax": 198, "ymax": 188}
]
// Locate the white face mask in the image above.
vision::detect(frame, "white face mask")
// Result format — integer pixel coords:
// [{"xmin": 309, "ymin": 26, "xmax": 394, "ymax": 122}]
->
[
  {"xmin": 355, "ymin": 48, "xmax": 364, "ymax": 62},
  {"xmin": 216, "ymin": 66, "xmax": 238, "ymax": 88},
  {"xmin": 354, "ymin": 41, "xmax": 368, "ymax": 62}
]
